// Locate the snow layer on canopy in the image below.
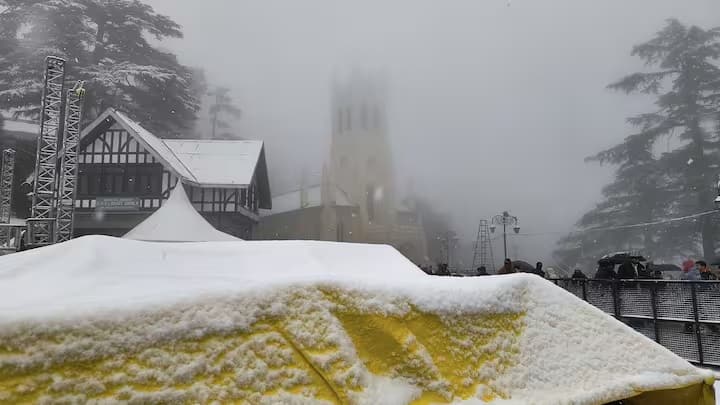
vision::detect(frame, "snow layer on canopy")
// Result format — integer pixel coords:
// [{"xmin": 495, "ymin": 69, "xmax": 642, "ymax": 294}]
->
[
  {"xmin": 0, "ymin": 236, "xmax": 713, "ymax": 404},
  {"xmin": 123, "ymin": 186, "xmax": 240, "ymax": 242}
]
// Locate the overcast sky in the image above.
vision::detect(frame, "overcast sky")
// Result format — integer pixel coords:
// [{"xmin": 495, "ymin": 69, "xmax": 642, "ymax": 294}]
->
[{"xmin": 145, "ymin": 0, "xmax": 720, "ymax": 265}]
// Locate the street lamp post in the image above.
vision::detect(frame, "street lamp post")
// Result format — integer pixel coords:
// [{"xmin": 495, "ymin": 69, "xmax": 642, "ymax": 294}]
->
[{"xmin": 490, "ymin": 211, "xmax": 520, "ymax": 260}]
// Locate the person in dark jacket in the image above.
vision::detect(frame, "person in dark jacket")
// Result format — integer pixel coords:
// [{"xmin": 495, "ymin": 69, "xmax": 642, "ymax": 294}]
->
[
  {"xmin": 617, "ymin": 260, "xmax": 637, "ymax": 279},
  {"xmin": 697, "ymin": 260, "xmax": 719, "ymax": 280},
  {"xmin": 533, "ymin": 262, "xmax": 546, "ymax": 278},
  {"xmin": 476, "ymin": 266, "xmax": 489, "ymax": 276},
  {"xmin": 594, "ymin": 259, "xmax": 617, "ymax": 280},
  {"xmin": 571, "ymin": 269, "xmax": 588, "ymax": 279},
  {"xmin": 498, "ymin": 258, "xmax": 515, "ymax": 274}
]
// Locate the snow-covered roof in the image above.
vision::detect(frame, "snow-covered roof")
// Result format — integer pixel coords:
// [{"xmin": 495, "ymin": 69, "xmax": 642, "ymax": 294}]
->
[
  {"xmin": 1, "ymin": 115, "xmax": 39, "ymax": 141},
  {"xmin": 113, "ymin": 110, "xmax": 196, "ymax": 181},
  {"xmin": 3, "ymin": 118, "xmax": 38, "ymax": 135},
  {"xmin": 7, "ymin": 217, "xmax": 26, "ymax": 226},
  {"xmin": 123, "ymin": 186, "xmax": 240, "ymax": 242},
  {"xmin": 265, "ymin": 185, "xmax": 354, "ymax": 216},
  {"xmin": 0, "ymin": 236, "xmax": 713, "ymax": 404},
  {"xmin": 163, "ymin": 139, "xmax": 263, "ymax": 187},
  {"xmin": 80, "ymin": 109, "xmax": 270, "ymax": 196}
]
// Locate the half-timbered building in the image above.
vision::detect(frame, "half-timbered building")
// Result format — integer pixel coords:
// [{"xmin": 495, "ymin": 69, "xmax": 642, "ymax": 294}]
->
[{"xmin": 73, "ymin": 108, "xmax": 271, "ymax": 239}]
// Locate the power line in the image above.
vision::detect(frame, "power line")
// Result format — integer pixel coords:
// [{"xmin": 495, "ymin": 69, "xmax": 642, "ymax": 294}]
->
[{"xmin": 506, "ymin": 210, "xmax": 718, "ymax": 238}]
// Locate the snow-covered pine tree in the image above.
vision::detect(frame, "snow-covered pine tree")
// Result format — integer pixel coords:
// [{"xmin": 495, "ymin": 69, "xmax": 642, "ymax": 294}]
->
[
  {"xmin": 0, "ymin": 0, "xmax": 202, "ymax": 136},
  {"xmin": 556, "ymin": 19, "xmax": 720, "ymax": 261}
]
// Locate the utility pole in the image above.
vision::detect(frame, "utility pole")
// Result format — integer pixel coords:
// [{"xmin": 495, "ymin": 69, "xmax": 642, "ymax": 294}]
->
[{"xmin": 490, "ymin": 211, "xmax": 520, "ymax": 259}]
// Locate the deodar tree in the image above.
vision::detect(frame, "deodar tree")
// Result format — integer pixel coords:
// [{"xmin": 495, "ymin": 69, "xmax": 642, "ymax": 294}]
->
[
  {"xmin": 0, "ymin": 0, "xmax": 202, "ymax": 135},
  {"xmin": 208, "ymin": 86, "xmax": 242, "ymax": 139},
  {"xmin": 558, "ymin": 19, "xmax": 720, "ymax": 261}
]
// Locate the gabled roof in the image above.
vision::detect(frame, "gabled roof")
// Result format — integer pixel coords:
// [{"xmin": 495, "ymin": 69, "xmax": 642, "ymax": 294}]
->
[
  {"xmin": 123, "ymin": 186, "xmax": 240, "ymax": 242},
  {"xmin": 264, "ymin": 185, "xmax": 354, "ymax": 216},
  {"xmin": 163, "ymin": 139, "xmax": 263, "ymax": 188},
  {"xmin": 81, "ymin": 109, "xmax": 195, "ymax": 181},
  {"xmin": 81, "ymin": 108, "xmax": 271, "ymax": 209}
]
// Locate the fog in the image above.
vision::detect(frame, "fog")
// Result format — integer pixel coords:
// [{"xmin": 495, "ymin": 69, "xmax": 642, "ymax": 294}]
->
[{"xmin": 144, "ymin": 0, "xmax": 720, "ymax": 265}]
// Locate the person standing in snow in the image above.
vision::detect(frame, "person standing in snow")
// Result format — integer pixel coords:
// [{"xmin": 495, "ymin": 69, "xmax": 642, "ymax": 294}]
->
[
  {"xmin": 571, "ymin": 269, "xmax": 588, "ymax": 279},
  {"xmin": 696, "ymin": 260, "xmax": 718, "ymax": 280},
  {"xmin": 533, "ymin": 262, "xmax": 546, "ymax": 278},
  {"xmin": 498, "ymin": 258, "xmax": 515, "ymax": 274},
  {"xmin": 594, "ymin": 259, "xmax": 617, "ymax": 280},
  {"xmin": 617, "ymin": 259, "xmax": 637, "ymax": 279},
  {"xmin": 681, "ymin": 260, "xmax": 700, "ymax": 281}
]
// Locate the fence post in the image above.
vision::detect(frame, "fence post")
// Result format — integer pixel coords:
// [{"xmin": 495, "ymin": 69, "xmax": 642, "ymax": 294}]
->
[
  {"xmin": 649, "ymin": 281, "xmax": 660, "ymax": 344},
  {"xmin": 689, "ymin": 283, "xmax": 704, "ymax": 366},
  {"xmin": 612, "ymin": 280, "xmax": 621, "ymax": 318}
]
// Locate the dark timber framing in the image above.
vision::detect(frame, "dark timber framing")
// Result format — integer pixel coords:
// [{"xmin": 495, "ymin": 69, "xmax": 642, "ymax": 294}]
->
[{"xmin": 71, "ymin": 110, "xmax": 269, "ymax": 239}]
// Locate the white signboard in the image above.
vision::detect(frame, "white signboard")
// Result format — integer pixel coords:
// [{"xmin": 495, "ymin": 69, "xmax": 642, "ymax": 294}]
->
[{"xmin": 96, "ymin": 197, "xmax": 140, "ymax": 211}]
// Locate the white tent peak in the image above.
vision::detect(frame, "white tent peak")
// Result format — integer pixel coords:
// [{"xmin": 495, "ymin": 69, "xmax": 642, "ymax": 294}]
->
[{"xmin": 123, "ymin": 186, "xmax": 241, "ymax": 242}]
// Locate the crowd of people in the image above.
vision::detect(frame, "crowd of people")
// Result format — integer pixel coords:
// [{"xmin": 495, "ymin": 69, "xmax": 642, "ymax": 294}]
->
[
  {"xmin": 593, "ymin": 257, "xmax": 719, "ymax": 280},
  {"xmin": 421, "ymin": 256, "xmax": 720, "ymax": 280},
  {"xmin": 678, "ymin": 260, "xmax": 719, "ymax": 281}
]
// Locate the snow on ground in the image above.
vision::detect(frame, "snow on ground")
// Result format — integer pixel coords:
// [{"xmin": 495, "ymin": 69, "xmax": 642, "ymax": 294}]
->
[{"xmin": 0, "ymin": 236, "xmax": 714, "ymax": 404}]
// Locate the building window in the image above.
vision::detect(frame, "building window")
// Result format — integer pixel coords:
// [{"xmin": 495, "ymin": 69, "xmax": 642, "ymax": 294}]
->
[
  {"xmin": 366, "ymin": 184, "xmax": 375, "ymax": 222},
  {"xmin": 337, "ymin": 109, "xmax": 343, "ymax": 134},
  {"xmin": 78, "ymin": 163, "xmax": 162, "ymax": 197},
  {"xmin": 361, "ymin": 104, "xmax": 368, "ymax": 131},
  {"xmin": 345, "ymin": 106, "xmax": 352, "ymax": 131},
  {"xmin": 337, "ymin": 222, "xmax": 344, "ymax": 242}
]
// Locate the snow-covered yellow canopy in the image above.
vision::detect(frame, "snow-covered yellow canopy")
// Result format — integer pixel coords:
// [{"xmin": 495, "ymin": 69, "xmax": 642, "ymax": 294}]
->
[{"xmin": 0, "ymin": 236, "xmax": 714, "ymax": 404}]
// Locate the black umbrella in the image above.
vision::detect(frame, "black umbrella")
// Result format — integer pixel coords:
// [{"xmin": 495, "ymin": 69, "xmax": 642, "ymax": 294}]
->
[
  {"xmin": 511, "ymin": 260, "xmax": 535, "ymax": 272},
  {"xmin": 600, "ymin": 252, "xmax": 647, "ymax": 265}
]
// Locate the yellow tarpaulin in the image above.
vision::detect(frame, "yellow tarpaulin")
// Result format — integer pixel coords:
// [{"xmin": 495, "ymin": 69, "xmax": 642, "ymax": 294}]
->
[{"xmin": 0, "ymin": 286, "xmax": 713, "ymax": 404}]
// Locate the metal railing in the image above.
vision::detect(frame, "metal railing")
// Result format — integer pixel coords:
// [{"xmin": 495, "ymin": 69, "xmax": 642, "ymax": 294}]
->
[
  {"xmin": 0, "ymin": 223, "xmax": 24, "ymax": 253},
  {"xmin": 551, "ymin": 278, "xmax": 720, "ymax": 368}
]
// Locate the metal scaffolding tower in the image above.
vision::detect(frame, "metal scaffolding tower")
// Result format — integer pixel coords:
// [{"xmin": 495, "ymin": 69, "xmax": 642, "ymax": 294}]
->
[
  {"xmin": 0, "ymin": 148, "xmax": 16, "ymax": 246},
  {"xmin": 472, "ymin": 220, "xmax": 495, "ymax": 271},
  {"xmin": 29, "ymin": 56, "xmax": 66, "ymax": 246},
  {"xmin": 0, "ymin": 148, "xmax": 15, "ymax": 225},
  {"xmin": 54, "ymin": 81, "xmax": 85, "ymax": 243}
]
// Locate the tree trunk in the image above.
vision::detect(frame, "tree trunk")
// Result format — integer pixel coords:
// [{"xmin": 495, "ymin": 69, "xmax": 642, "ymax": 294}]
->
[{"xmin": 92, "ymin": 20, "xmax": 106, "ymax": 63}]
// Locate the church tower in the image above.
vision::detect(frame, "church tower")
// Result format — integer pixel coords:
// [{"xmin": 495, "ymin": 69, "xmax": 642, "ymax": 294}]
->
[{"xmin": 329, "ymin": 71, "xmax": 396, "ymax": 239}]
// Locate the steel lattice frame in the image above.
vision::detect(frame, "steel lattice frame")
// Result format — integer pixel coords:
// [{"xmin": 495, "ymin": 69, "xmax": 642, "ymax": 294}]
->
[
  {"xmin": 471, "ymin": 220, "xmax": 494, "ymax": 270},
  {"xmin": 30, "ymin": 56, "xmax": 66, "ymax": 245},
  {"xmin": 0, "ymin": 148, "xmax": 15, "ymax": 224},
  {"xmin": 0, "ymin": 149, "xmax": 16, "ymax": 247},
  {"xmin": 55, "ymin": 81, "xmax": 85, "ymax": 243}
]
